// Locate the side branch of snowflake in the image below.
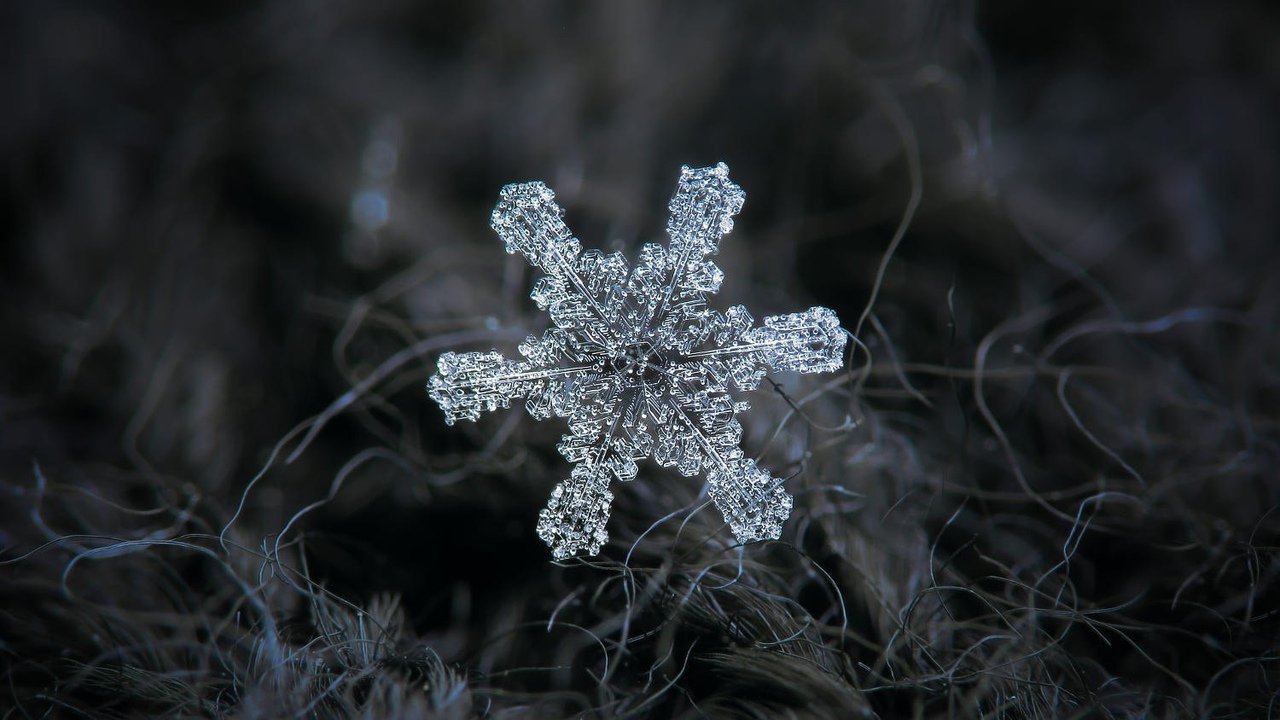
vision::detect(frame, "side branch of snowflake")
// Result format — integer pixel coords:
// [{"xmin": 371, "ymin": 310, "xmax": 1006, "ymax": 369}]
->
[{"xmin": 429, "ymin": 163, "xmax": 847, "ymax": 559}]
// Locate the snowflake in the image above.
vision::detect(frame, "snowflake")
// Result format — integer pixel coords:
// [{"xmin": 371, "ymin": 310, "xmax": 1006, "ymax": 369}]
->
[{"xmin": 428, "ymin": 163, "xmax": 846, "ymax": 559}]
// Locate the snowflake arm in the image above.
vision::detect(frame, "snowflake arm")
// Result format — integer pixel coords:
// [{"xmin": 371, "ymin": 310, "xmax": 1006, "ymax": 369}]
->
[
  {"xmin": 427, "ymin": 328, "xmax": 602, "ymax": 424},
  {"xmin": 653, "ymin": 360, "xmax": 793, "ymax": 543},
  {"xmin": 491, "ymin": 182, "xmax": 632, "ymax": 348},
  {"xmin": 686, "ymin": 305, "xmax": 847, "ymax": 390},
  {"xmin": 538, "ymin": 382, "xmax": 653, "ymax": 558},
  {"xmin": 664, "ymin": 162, "xmax": 743, "ymax": 285},
  {"xmin": 537, "ymin": 462, "xmax": 614, "ymax": 560},
  {"xmin": 631, "ymin": 163, "xmax": 744, "ymax": 341}
]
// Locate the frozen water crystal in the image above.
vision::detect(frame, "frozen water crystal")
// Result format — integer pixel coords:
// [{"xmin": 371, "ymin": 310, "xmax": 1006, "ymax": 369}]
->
[{"xmin": 428, "ymin": 163, "xmax": 847, "ymax": 559}]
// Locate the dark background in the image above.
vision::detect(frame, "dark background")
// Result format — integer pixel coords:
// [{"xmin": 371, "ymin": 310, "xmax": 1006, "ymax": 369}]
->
[{"xmin": 2, "ymin": 1, "xmax": 1277, "ymax": 717}]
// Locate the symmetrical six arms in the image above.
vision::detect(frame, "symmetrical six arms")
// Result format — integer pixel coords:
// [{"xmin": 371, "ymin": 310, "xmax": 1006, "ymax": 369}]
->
[{"xmin": 429, "ymin": 163, "xmax": 846, "ymax": 559}]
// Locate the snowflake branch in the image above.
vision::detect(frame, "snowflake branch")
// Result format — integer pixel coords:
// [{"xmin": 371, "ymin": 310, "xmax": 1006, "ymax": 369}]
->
[
  {"xmin": 666, "ymin": 392, "xmax": 791, "ymax": 543},
  {"xmin": 492, "ymin": 182, "xmax": 634, "ymax": 341},
  {"xmin": 642, "ymin": 163, "xmax": 744, "ymax": 334},
  {"xmin": 687, "ymin": 307, "xmax": 846, "ymax": 374},
  {"xmin": 427, "ymin": 350, "xmax": 597, "ymax": 424},
  {"xmin": 539, "ymin": 384, "xmax": 642, "ymax": 558}
]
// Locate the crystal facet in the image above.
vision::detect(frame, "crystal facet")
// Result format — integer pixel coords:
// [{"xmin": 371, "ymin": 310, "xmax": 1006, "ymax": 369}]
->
[{"xmin": 428, "ymin": 163, "xmax": 847, "ymax": 559}]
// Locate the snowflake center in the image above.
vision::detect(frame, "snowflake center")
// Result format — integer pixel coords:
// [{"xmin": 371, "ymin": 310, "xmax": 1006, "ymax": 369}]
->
[{"xmin": 611, "ymin": 341, "xmax": 664, "ymax": 382}]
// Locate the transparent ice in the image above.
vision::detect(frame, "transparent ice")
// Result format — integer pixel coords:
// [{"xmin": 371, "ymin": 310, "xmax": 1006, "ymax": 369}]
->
[{"xmin": 428, "ymin": 163, "xmax": 846, "ymax": 559}]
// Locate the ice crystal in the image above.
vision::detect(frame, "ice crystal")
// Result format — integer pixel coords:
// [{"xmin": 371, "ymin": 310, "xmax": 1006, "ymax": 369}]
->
[{"xmin": 429, "ymin": 163, "xmax": 846, "ymax": 559}]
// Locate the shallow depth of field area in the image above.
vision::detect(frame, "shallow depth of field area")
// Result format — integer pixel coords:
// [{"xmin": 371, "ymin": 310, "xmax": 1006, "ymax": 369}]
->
[{"xmin": 2, "ymin": 2, "xmax": 1278, "ymax": 718}]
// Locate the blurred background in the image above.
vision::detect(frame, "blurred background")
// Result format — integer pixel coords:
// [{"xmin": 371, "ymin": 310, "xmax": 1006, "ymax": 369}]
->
[{"xmin": 2, "ymin": 1, "xmax": 1278, "ymax": 717}]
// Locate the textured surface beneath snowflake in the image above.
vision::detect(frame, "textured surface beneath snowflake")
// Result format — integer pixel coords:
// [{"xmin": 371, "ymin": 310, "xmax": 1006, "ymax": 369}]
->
[{"xmin": 429, "ymin": 163, "xmax": 846, "ymax": 559}]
